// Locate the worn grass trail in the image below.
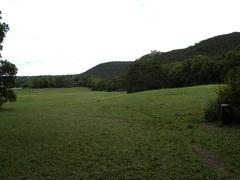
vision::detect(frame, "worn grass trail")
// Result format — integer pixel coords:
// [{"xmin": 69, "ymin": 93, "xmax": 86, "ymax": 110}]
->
[{"xmin": 0, "ymin": 85, "xmax": 240, "ymax": 179}]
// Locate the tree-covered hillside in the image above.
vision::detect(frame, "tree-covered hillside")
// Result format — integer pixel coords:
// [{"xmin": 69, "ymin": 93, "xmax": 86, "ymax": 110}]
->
[
  {"xmin": 125, "ymin": 32, "xmax": 240, "ymax": 92},
  {"xmin": 17, "ymin": 32, "xmax": 240, "ymax": 92},
  {"xmin": 79, "ymin": 61, "xmax": 132, "ymax": 79},
  {"xmin": 16, "ymin": 61, "xmax": 132, "ymax": 89},
  {"xmin": 137, "ymin": 32, "xmax": 240, "ymax": 64}
]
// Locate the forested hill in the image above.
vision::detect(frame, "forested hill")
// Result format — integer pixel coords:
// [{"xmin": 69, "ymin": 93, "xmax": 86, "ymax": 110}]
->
[
  {"xmin": 138, "ymin": 32, "xmax": 240, "ymax": 64},
  {"xmin": 79, "ymin": 61, "xmax": 132, "ymax": 79},
  {"xmin": 17, "ymin": 32, "xmax": 240, "ymax": 91},
  {"xmin": 16, "ymin": 61, "xmax": 132, "ymax": 88}
]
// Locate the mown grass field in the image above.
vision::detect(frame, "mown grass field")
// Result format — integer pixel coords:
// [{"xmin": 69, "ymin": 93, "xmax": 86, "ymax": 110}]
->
[{"xmin": 0, "ymin": 85, "xmax": 240, "ymax": 179}]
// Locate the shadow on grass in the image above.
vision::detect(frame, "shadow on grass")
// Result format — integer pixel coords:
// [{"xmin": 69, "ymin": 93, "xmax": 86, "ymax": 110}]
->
[
  {"xmin": 0, "ymin": 107, "xmax": 15, "ymax": 112},
  {"xmin": 203, "ymin": 121, "xmax": 240, "ymax": 130}
]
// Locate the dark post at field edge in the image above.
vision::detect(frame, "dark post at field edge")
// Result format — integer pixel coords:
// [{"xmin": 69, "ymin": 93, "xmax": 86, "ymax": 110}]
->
[{"xmin": 220, "ymin": 104, "xmax": 234, "ymax": 124}]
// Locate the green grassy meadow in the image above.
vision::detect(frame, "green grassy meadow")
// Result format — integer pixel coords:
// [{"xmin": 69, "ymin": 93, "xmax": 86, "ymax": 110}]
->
[{"xmin": 1, "ymin": 85, "xmax": 240, "ymax": 179}]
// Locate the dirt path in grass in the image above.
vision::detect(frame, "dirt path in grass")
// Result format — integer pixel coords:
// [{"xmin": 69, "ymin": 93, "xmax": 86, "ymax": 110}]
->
[{"xmin": 192, "ymin": 145, "xmax": 235, "ymax": 179}]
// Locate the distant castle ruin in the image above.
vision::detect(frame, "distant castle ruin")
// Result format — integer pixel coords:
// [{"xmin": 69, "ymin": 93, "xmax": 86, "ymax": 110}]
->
[{"xmin": 150, "ymin": 50, "xmax": 162, "ymax": 55}]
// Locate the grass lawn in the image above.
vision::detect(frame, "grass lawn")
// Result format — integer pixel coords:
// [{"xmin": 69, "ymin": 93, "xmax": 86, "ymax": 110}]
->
[{"xmin": 0, "ymin": 85, "xmax": 240, "ymax": 179}]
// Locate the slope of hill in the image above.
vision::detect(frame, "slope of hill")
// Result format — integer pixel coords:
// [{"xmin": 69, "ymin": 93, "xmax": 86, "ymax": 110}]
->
[
  {"xmin": 125, "ymin": 32, "xmax": 240, "ymax": 92},
  {"xmin": 78, "ymin": 61, "xmax": 132, "ymax": 79},
  {"xmin": 16, "ymin": 32, "xmax": 240, "ymax": 90},
  {"xmin": 16, "ymin": 61, "xmax": 132, "ymax": 88},
  {"xmin": 138, "ymin": 32, "xmax": 240, "ymax": 64}
]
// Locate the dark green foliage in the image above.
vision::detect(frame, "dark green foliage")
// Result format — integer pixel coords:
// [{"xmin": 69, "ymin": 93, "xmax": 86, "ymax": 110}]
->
[
  {"xmin": 77, "ymin": 75, "xmax": 127, "ymax": 92},
  {"xmin": 79, "ymin": 61, "xmax": 132, "ymax": 79},
  {"xmin": 0, "ymin": 12, "xmax": 17, "ymax": 107},
  {"xmin": 16, "ymin": 32, "xmax": 240, "ymax": 93},
  {"xmin": 126, "ymin": 55, "xmax": 225, "ymax": 93},
  {"xmin": 204, "ymin": 100, "xmax": 221, "ymax": 122},
  {"xmin": 138, "ymin": 32, "xmax": 240, "ymax": 65},
  {"xmin": 219, "ymin": 71, "xmax": 240, "ymax": 108},
  {"xmin": 93, "ymin": 33, "xmax": 240, "ymax": 93},
  {"xmin": 19, "ymin": 75, "xmax": 75, "ymax": 89},
  {"xmin": 0, "ymin": 11, "xmax": 9, "ymax": 56},
  {"xmin": 174, "ymin": 56, "xmax": 222, "ymax": 86},
  {"xmin": 75, "ymin": 61, "xmax": 131, "ymax": 91},
  {"xmin": 17, "ymin": 61, "xmax": 132, "ymax": 90},
  {"xmin": 191, "ymin": 32, "xmax": 240, "ymax": 57},
  {"xmin": 126, "ymin": 61, "xmax": 167, "ymax": 93},
  {"xmin": 205, "ymin": 70, "xmax": 240, "ymax": 122},
  {"xmin": 0, "ymin": 60, "xmax": 18, "ymax": 107},
  {"xmin": 126, "ymin": 33, "xmax": 240, "ymax": 93}
]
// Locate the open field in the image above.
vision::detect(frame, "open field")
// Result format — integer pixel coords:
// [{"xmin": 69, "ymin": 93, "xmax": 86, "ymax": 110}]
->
[{"xmin": 0, "ymin": 85, "xmax": 240, "ymax": 179}]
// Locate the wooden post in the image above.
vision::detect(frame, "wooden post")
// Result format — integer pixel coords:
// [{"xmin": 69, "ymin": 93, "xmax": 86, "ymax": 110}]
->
[{"xmin": 220, "ymin": 104, "xmax": 234, "ymax": 124}]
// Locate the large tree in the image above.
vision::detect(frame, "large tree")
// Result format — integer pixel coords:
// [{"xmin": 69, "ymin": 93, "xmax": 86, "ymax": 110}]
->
[
  {"xmin": 0, "ymin": 11, "xmax": 18, "ymax": 107},
  {"xmin": 0, "ymin": 11, "xmax": 9, "ymax": 56}
]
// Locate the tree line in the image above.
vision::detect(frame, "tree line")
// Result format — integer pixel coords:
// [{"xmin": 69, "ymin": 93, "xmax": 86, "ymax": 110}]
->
[
  {"xmin": 0, "ymin": 11, "xmax": 17, "ymax": 108},
  {"xmin": 16, "ymin": 46, "xmax": 240, "ymax": 93},
  {"xmin": 16, "ymin": 32, "xmax": 240, "ymax": 93},
  {"xmin": 126, "ymin": 49, "xmax": 240, "ymax": 93}
]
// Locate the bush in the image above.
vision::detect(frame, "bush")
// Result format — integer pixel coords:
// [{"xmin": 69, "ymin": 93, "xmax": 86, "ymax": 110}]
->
[
  {"xmin": 204, "ymin": 100, "xmax": 220, "ymax": 122},
  {"xmin": 205, "ymin": 70, "xmax": 240, "ymax": 123}
]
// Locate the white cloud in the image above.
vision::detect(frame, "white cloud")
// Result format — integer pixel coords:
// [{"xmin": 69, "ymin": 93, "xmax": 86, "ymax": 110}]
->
[{"xmin": 0, "ymin": 0, "xmax": 240, "ymax": 75}]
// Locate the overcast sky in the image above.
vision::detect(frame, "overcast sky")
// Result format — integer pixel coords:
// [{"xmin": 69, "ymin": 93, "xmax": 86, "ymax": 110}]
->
[{"xmin": 0, "ymin": 0, "xmax": 240, "ymax": 76}]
